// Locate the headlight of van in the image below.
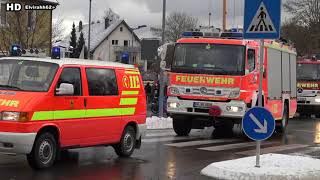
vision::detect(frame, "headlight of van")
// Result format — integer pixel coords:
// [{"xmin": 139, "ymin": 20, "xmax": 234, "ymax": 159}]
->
[
  {"xmin": 2, "ymin": 112, "xmax": 29, "ymax": 122},
  {"xmin": 229, "ymin": 88, "xmax": 240, "ymax": 98}
]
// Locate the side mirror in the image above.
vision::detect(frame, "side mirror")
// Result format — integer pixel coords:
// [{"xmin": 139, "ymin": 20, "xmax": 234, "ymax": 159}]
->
[{"xmin": 56, "ymin": 83, "xmax": 74, "ymax": 95}]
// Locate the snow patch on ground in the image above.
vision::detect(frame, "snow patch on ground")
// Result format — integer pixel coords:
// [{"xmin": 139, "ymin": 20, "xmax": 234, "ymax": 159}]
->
[
  {"xmin": 147, "ymin": 116, "xmax": 173, "ymax": 130},
  {"xmin": 201, "ymin": 153, "xmax": 320, "ymax": 180}
]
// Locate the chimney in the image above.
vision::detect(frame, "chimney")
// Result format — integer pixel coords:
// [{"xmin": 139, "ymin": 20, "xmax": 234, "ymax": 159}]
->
[{"xmin": 105, "ymin": 18, "xmax": 110, "ymax": 29}]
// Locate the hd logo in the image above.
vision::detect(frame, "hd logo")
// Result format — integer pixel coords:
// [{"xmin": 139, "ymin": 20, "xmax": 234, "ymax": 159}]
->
[{"xmin": 6, "ymin": 3, "xmax": 22, "ymax": 12}]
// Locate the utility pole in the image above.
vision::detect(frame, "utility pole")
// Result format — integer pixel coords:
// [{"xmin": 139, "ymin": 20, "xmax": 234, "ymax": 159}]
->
[
  {"xmin": 223, "ymin": 0, "xmax": 227, "ymax": 31},
  {"xmin": 88, "ymin": 0, "xmax": 92, "ymax": 59},
  {"xmin": 159, "ymin": 0, "xmax": 166, "ymax": 117},
  {"xmin": 209, "ymin": 12, "xmax": 212, "ymax": 27}
]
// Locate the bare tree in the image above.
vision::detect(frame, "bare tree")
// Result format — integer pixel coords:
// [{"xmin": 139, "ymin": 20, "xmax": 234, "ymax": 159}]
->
[
  {"xmin": 52, "ymin": 16, "xmax": 65, "ymax": 43},
  {"xmin": 152, "ymin": 12, "xmax": 198, "ymax": 42},
  {"xmin": 284, "ymin": 0, "xmax": 320, "ymax": 27},
  {"xmin": 284, "ymin": 0, "xmax": 320, "ymax": 54}
]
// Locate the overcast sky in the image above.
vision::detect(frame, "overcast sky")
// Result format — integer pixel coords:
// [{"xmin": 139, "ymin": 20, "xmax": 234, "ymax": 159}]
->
[{"xmin": 53, "ymin": 0, "xmax": 290, "ymax": 35}]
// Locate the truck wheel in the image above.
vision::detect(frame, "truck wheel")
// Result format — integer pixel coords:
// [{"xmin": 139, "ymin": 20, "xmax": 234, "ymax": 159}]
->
[
  {"xmin": 114, "ymin": 126, "xmax": 136, "ymax": 158},
  {"xmin": 276, "ymin": 104, "xmax": 289, "ymax": 134},
  {"xmin": 27, "ymin": 133, "xmax": 57, "ymax": 170},
  {"xmin": 173, "ymin": 116, "xmax": 192, "ymax": 136}
]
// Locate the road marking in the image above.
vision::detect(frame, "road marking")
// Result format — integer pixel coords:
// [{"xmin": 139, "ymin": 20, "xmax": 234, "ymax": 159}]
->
[
  {"xmin": 142, "ymin": 136, "xmax": 198, "ymax": 143},
  {"xmin": 198, "ymin": 141, "xmax": 275, "ymax": 152},
  {"xmin": 290, "ymin": 147, "xmax": 320, "ymax": 157},
  {"xmin": 292, "ymin": 129, "xmax": 315, "ymax": 133},
  {"xmin": 236, "ymin": 144, "xmax": 309, "ymax": 156},
  {"xmin": 146, "ymin": 132, "xmax": 176, "ymax": 137},
  {"xmin": 165, "ymin": 139, "xmax": 239, "ymax": 148}
]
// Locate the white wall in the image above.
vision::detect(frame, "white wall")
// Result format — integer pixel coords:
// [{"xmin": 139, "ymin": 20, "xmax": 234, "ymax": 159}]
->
[{"xmin": 93, "ymin": 22, "xmax": 141, "ymax": 64}]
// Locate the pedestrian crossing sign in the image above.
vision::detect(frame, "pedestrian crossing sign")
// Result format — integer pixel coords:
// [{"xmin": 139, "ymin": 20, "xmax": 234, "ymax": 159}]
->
[{"xmin": 243, "ymin": 0, "xmax": 281, "ymax": 39}]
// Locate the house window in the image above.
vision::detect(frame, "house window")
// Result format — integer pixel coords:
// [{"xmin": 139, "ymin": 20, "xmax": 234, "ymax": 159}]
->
[
  {"xmin": 28, "ymin": 11, "xmax": 36, "ymax": 30},
  {"xmin": 124, "ymin": 40, "xmax": 129, "ymax": 47},
  {"xmin": 112, "ymin": 40, "xmax": 118, "ymax": 45},
  {"xmin": 0, "ymin": 3, "xmax": 7, "ymax": 25},
  {"xmin": 120, "ymin": 27, "xmax": 123, "ymax": 32}
]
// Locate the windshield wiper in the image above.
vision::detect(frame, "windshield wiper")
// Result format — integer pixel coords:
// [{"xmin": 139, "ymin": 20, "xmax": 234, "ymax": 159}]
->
[{"xmin": 0, "ymin": 85, "xmax": 23, "ymax": 91}]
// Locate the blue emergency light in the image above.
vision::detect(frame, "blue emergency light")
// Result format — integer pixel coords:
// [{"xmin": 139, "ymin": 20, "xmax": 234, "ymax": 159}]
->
[
  {"xmin": 181, "ymin": 31, "xmax": 204, "ymax": 38},
  {"xmin": 10, "ymin": 44, "xmax": 21, "ymax": 56},
  {"xmin": 51, "ymin": 46, "xmax": 61, "ymax": 59},
  {"xmin": 220, "ymin": 32, "xmax": 243, "ymax": 39}
]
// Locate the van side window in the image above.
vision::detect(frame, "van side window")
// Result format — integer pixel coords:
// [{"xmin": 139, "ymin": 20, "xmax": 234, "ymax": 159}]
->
[
  {"xmin": 86, "ymin": 68, "xmax": 118, "ymax": 96},
  {"xmin": 57, "ymin": 68, "xmax": 82, "ymax": 96},
  {"xmin": 248, "ymin": 49, "xmax": 256, "ymax": 72}
]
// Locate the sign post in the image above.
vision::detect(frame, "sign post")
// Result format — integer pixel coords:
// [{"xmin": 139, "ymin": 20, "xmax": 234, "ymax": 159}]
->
[{"xmin": 243, "ymin": 0, "xmax": 281, "ymax": 168}]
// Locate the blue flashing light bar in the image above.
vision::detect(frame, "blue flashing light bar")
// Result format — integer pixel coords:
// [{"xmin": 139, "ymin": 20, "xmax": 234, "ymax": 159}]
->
[
  {"xmin": 181, "ymin": 31, "xmax": 204, "ymax": 38},
  {"xmin": 220, "ymin": 32, "xmax": 243, "ymax": 39},
  {"xmin": 51, "ymin": 46, "xmax": 61, "ymax": 59}
]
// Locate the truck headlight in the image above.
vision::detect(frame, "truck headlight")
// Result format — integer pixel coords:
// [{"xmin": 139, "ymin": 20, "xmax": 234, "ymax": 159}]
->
[
  {"xmin": 1, "ymin": 112, "xmax": 29, "ymax": 122},
  {"xmin": 315, "ymin": 98, "xmax": 320, "ymax": 103},
  {"xmin": 169, "ymin": 87, "xmax": 180, "ymax": 95},
  {"xmin": 229, "ymin": 88, "xmax": 240, "ymax": 98},
  {"xmin": 226, "ymin": 106, "xmax": 243, "ymax": 112},
  {"xmin": 168, "ymin": 102, "xmax": 180, "ymax": 108}
]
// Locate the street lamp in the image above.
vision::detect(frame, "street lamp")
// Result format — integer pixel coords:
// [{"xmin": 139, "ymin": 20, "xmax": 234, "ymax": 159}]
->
[
  {"xmin": 159, "ymin": 0, "xmax": 166, "ymax": 118},
  {"xmin": 130, "ymin": 25, "xmax": 147, "ymax": 64},
  {"xmin": 88, "ymin": 0, "xmax": 92, "ymax": 59}
]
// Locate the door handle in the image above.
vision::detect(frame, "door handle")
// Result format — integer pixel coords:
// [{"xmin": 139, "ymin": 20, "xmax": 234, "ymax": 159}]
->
[{"xmin": 84, "ymin": 98, "xmax": 87, "ymax": 107}]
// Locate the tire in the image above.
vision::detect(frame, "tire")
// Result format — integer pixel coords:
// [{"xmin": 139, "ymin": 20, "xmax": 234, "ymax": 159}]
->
[
  {"xmin": 27, "ymin": 133, "xmax": 57, "ymax": 170},
  {"xmin": 114, "ymin": 126, "xmax": 136, "ymax": 158},
  {"xmin": 276, "ymin": 104, "xmax": 289, "ymax": 134},
  {"xmin": 173, "ymin": 116, "xmax": 192, "ymax": 136}
]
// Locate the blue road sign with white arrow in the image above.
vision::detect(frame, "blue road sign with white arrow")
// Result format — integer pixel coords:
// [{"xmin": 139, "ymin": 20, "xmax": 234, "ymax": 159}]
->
[
  {"xmin": 242, "ymin": 107, "xmax": 275, "ymax": 141},
  {"xmin": 243, "ymin": 0, "xmax": 281, "ymax": 39}
]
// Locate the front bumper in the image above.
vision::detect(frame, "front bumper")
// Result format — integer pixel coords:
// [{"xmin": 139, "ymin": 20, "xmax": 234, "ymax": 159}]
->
[
  {"xmin": 0, "ymin": 132, "xmax": 36, "ymax": 154},
  {"xmin": 297, "ymin": 96, "xmax": 320, "ymax": 106},
  {"xmin": 167, "ymin": 97, "xmax": 246, "ymax": 118}
]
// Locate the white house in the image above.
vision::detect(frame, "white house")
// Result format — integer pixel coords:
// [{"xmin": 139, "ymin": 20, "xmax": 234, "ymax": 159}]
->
[{"xmin": 77, "ymin": 18, "xmax": 142, "ymax": 65}]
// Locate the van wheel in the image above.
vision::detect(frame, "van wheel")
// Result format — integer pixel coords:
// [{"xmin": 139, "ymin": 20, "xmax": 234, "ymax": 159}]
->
[
  {"xmin": 114, "ymin": 126, "xmax": 136, "ymax": 158},
  {"xmin": 276, "ymin": 104, "xmax": 289, "ymax": 134},
  {"xmin": 27, "ymin": 133, "xmax": 57, "ymax": 169},
  {"xmin": 173, "ymin": 116, "xmax": 192, "ymax": 136}
]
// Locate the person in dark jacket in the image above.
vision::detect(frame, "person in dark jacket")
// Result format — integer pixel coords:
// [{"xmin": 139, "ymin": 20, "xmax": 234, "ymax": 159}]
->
[{"xmin": 145, "ymin": 82, "xmax": 152, "ymax": 103}]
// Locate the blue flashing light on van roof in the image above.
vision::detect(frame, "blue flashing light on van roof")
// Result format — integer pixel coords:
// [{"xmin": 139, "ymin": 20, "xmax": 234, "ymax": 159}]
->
[
  {"xmin": 11, "ymin": 44, "xmax": 21, "ymax": 56},
  {"xmin": 51, "ymin": 46, "xmax": 61, "ymax": 59},
  {"xmin": 181, "ymin": 31, "xmax": 204, "ymax": 38}
]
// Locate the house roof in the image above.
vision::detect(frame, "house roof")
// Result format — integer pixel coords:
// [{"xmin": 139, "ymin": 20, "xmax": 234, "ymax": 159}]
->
[
  {"xmin": 41, "ymin": 0, "xmax": 59, "ymax": 5},
  {"xmin": 77, "ymin": 19, "xmax": 141, "ymax": 52}
]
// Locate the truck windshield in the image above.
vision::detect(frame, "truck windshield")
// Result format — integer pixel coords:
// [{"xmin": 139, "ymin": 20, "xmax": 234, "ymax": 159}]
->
[
  {"xmin": 0, "ymin": 59, "xmax": 59, "ymax": 92},
  {"xmin": 172, "ymin": 44, "xmax": 245, "ymax": 75},
  {"xmin": 297, "ymin": 63, "xmax": 320, "ymax": 80}
]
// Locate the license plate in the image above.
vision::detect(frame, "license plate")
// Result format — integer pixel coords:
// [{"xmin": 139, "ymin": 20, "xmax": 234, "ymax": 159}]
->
[
  {"xmin": 298, "ymin": 97, "xmax": 306, "ymax": 101},
  {"xmin": 193, "ymin": 102, "xmax": 212, "ymax": 108}
]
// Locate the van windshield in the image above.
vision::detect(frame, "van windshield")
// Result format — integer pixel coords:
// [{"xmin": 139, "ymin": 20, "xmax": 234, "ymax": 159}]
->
[{"xmin": 0, "ymin": 59, "xmax": 59, "ymax": 92}]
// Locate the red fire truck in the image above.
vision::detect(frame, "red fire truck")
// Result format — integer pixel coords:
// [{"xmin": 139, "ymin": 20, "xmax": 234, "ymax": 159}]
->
[
  {"xmin": 161, "ymin": 32, "xmax": 297, "ymax": 136},
  {"xmin": 297, "ymin": 57, "xmax": 320, "ymax": 117}
]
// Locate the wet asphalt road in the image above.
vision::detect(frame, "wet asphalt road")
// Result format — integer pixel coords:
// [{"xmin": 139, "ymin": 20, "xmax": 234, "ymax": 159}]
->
[{"xmin": 1, "ymin": 117, "xmax": 320, "ymax": 180}]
